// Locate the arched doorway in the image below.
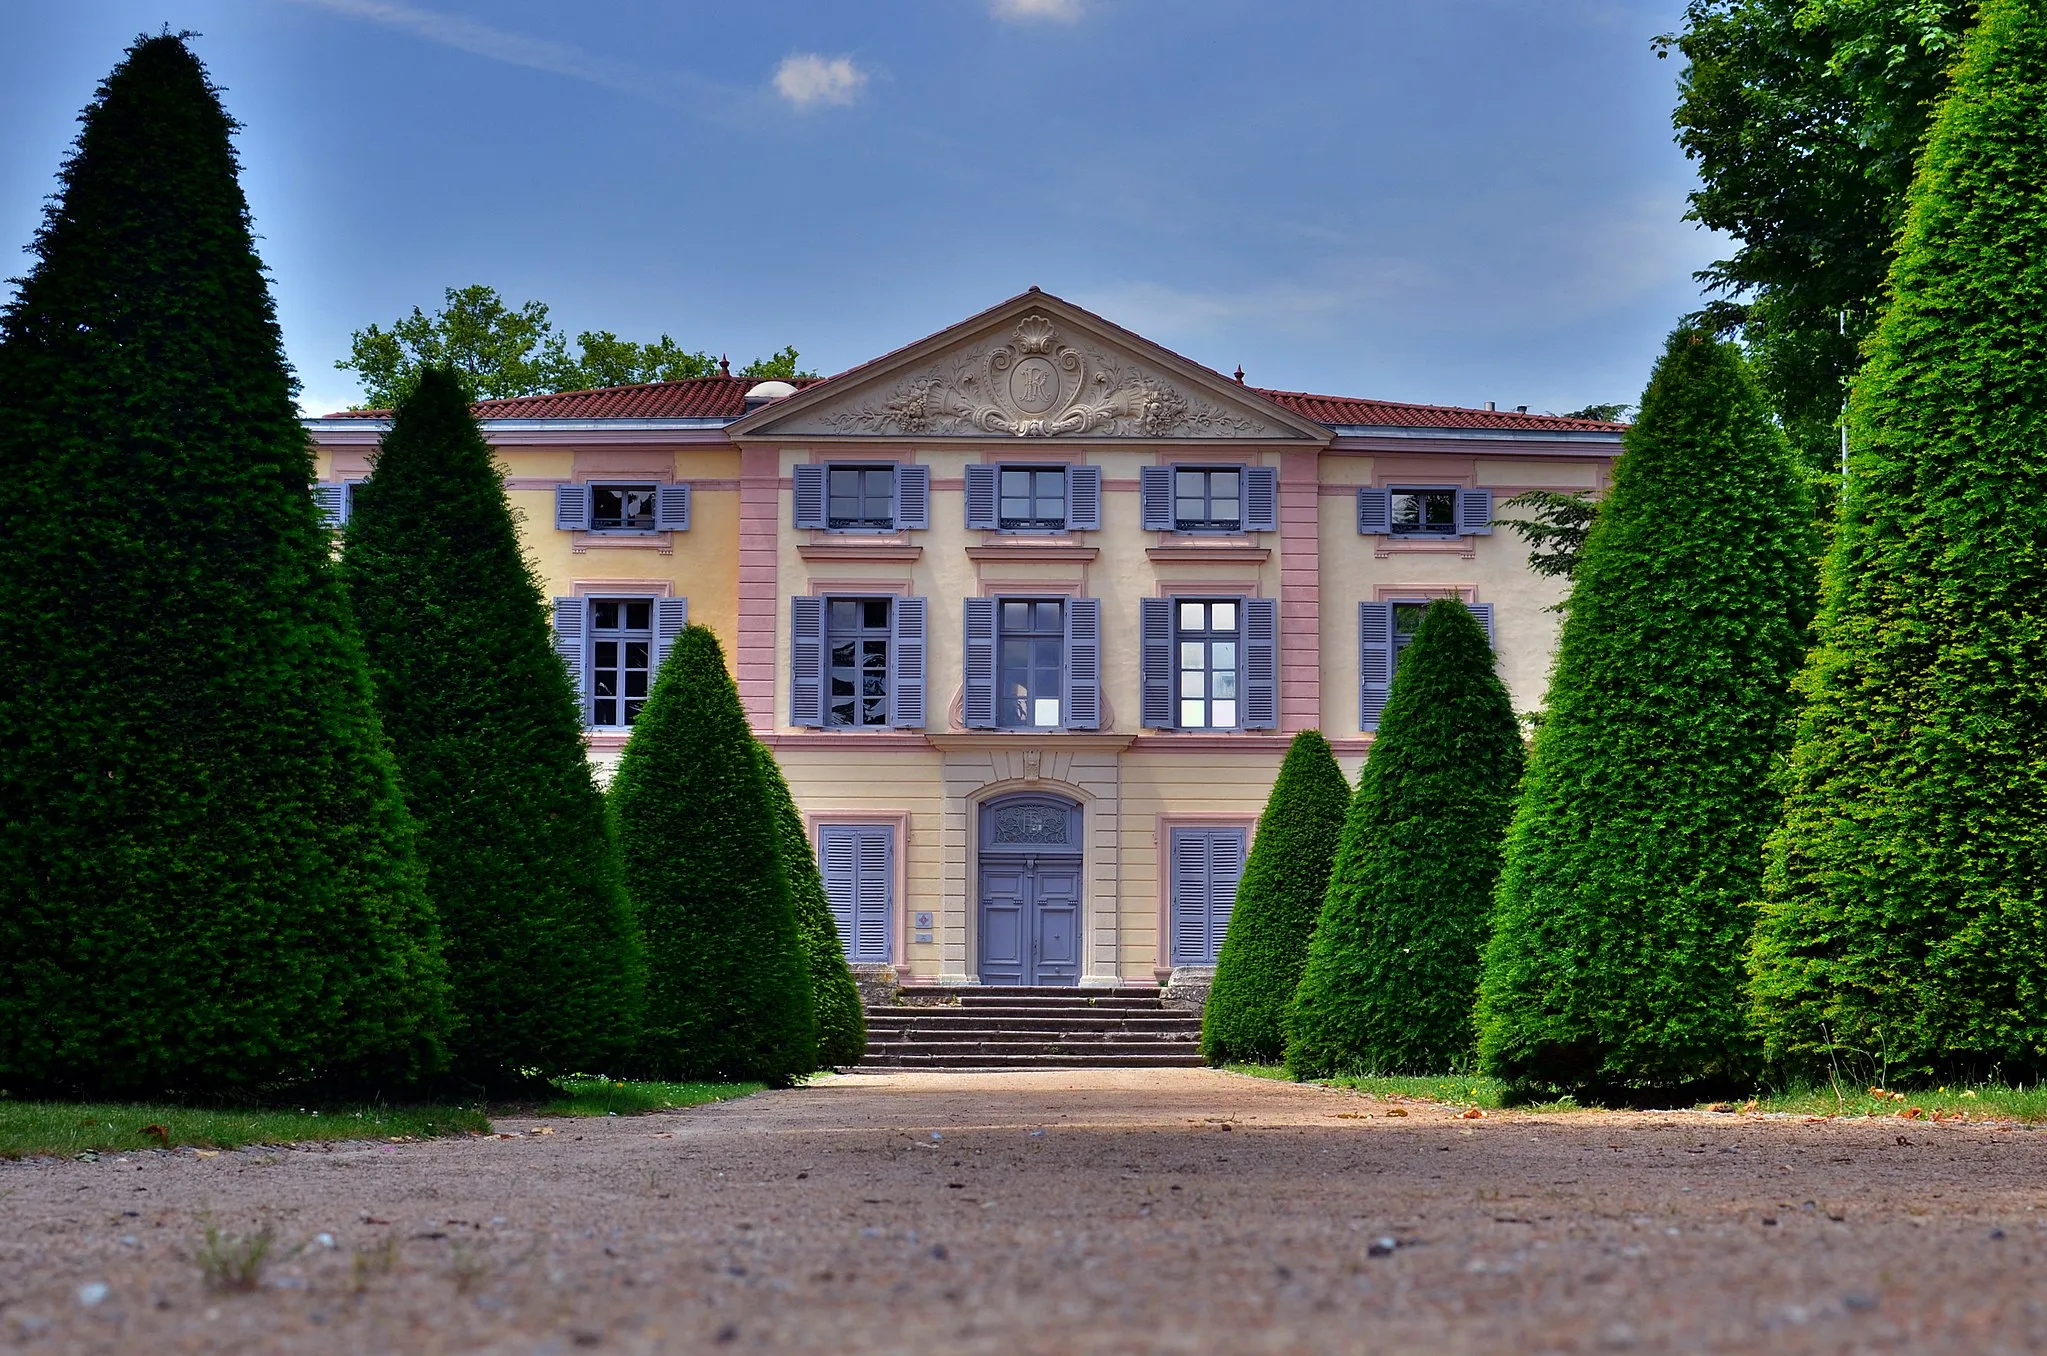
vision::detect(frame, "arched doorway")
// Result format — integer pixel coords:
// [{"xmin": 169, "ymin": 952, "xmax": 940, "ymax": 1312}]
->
[{"xmin": 977, "ymin": 792, "xmax": 1083, "ymax": 986}]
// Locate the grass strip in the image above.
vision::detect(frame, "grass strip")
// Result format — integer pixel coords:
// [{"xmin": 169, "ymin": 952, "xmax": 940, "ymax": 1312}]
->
[
  {"xmin": 539, "ymin": 1077, "xmax": 764, "ymax": 1117},
  {"xmin": 0, "ymin": 1101, "xmax": 487, "ymax": 1159},
  {"xmin": 1740, "ymin": 1082, "xmax": 2047, "ymax": 1122}
]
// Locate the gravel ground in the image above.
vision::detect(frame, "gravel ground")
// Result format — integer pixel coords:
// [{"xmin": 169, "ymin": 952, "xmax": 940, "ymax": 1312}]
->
[{"xmin": 3, "ymin": 1068, "xmax": 2045, "ymax": 1354}]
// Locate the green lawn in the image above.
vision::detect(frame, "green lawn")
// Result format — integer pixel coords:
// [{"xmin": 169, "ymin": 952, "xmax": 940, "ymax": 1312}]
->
[
  {"xmin": 538, "ymin": 1076, "xmax": 764, "ymax": 1117},
  {"xmin": 0, "ymin": 1101, "xmax": 488, "ymax": 1159}
]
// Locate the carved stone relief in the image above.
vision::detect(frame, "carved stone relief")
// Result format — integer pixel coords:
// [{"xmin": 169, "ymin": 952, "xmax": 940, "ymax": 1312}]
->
[{"xmin": 802, "ymin": 313, "xmax": 1291, "ymax": 439}]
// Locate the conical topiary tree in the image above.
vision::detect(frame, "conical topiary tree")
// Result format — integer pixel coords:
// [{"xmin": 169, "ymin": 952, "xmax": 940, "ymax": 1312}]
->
[
  {"xmin": 610, "ymin": 626, "xmax": 816, "ymax": 1084},
  {"xmin": 1749, "ymin": 0, "xmax": 2047, "ymax": 1082},
  {"xmin": 755, "ymin": 743, "xmax": 867, "ymax": 1069},
  {"xmin": 342, "ymin": 367, "xmax": 646, "ymax": 1084},
  {"xmin": 1286, "ymin": 602, "xmax": 1523, "ymax": 1077},
  {"xmin": 1200, "ymin": 731, "xmax": 1349, "ymax": 1064},
  {"xmin": 0, "ymin": 34, "xmax": 448, "ymax": 1095},
  {"xmin": 1476, "ymin": 329, "xmax": 1814, "ymax": 1092}
]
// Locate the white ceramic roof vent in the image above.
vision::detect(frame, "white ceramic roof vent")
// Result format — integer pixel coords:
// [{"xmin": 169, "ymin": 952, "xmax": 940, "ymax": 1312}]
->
[{"xmin": 743, "ymin": 380, "xmax": 799, "ymax": 410}]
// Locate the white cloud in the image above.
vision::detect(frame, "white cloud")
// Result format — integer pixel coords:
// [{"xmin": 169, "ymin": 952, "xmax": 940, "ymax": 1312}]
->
[
  {"xmin": 993, "ymin": 0, "xmax": 1084, "ymax": 21},
  {"xmin": 773, "ymin": 54, "xmax": 867, "ymax": 110}
]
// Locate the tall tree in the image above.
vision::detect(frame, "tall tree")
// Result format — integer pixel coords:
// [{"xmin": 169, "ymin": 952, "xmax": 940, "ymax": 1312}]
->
[
  {"xmin": 342, "ymin": 367, "xmax": 646, "ymax": 1084},
  {"xmin": 755, "ymin": 744, "xmax": 867, "ymax": 1069},
  {"xmin": 1476, "ymin": 330, "xmax": 1813, "ymax": 1092},
  {"xmin": 1286, "ymin": 604, "xmax": 1523, "ymax": 1077},
  {"xmin": 1749, "ymin": 0, "xmax": 2047, "ymax": 1082},
  {"xmin": 0, "ymin": 35, "xmax": 447, "ymax": 1095},
  {"xmin": 610, "ymin": 627, "xmax": 816, "ymax": 1084},
  {"xmin": 1200, "ymin": 731, "xmax": 1350, "ymax": 1065}
]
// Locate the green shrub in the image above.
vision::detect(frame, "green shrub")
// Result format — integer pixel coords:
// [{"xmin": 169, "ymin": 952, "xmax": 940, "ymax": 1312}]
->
[
  {"xmin": 0, "ymin": 35, "xmax": 447, "ymax": 1095},
  {"xmin": 1749, "ymin": 0, "xmax": 2047, "ymax": 1081},
  {"xmin": 756, "ymin": 743, "xmax": 867, "ymax": 1068},
  {"xmin": 1477, "ymin": 329, "xmax": 1814, "ymax": 1091},
  {"xmin": 609, "ymin": 627, "xmax": 816, "ymax": 1084},
  {"xmin": 1201, "ymin": 732, "xmax": 1348, "ymax": 1064},
  {"xmin": 342, "ymin": 367, "xmax": 646, "ymax": 1082},
  {"xmin": 1287, "ymin": 602, "xmax": 1523, "ymax": 1077}
]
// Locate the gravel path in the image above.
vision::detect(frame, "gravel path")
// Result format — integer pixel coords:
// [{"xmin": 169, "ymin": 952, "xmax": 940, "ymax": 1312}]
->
[{"xmin": 3, "ymin": 1068, "xmax": 2044, "ymax": 1353}]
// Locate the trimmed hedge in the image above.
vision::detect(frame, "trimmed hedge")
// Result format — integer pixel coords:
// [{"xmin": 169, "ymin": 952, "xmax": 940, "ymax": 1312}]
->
[
  {"xmin": 756, "ymin": 743, "xmax": 867, "ymax": 1069},
  {"xmin": 1201, "ymin": 731, "xmax": 1349, "ymax": 1064},
  {"xmin": 609, "ymin": 626, "xmax": 816, "ymax": 1084},
  {"xmin": 1286, "ymin": 602, "xmax": 1522, "ymax": 1077},
  {"xmin": 1749, "ymin": 0, "xmax": 2047, "ymax": 1080},
  {"xmin": 0, "ymin": 36, "xmax": 448, "ymax": 1095},
  {"xmin": 1476, "ymin": 329, "xmax": 1813, "ymax": 1091},
  {"xmin": 342, "ymin": 367, "xmax": 646, "ymax": 1082}
]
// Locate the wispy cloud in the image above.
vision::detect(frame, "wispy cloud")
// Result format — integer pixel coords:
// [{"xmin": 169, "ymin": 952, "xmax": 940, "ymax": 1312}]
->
[
  {"xmin": 772, "ymin": 53, "xmax": 868, "ymax": 110},
  {"xmin": 993, "ymin": 0, "xmax": 1084, "ymax": 21}
]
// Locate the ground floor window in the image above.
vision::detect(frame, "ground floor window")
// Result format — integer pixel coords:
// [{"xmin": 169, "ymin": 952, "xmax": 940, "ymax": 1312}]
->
[
  {"xmin": 590, "ymin": 598, "xmax": 652, "ymax": 728},
  {"xmin": 1169, "ymin": 825, "xmax": 1247, "ymax": 966}
]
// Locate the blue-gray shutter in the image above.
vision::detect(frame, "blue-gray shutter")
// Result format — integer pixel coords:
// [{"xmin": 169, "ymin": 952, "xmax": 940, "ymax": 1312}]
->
[
  {"xmin": 1243, "ymin": 466, "xmax": 1279, "ymax": 532},
  {"xmin": 962, "ymin": 598, "xmax": 998, "ymax": 729},
  {"xmin": 1065, "ymin": 597, "xmax": 1101, "ymax": 730},
  {"xmin": 1207, "ymin": 829, "xmax": 1246, "ymax": 961},
  {"xmin": 553, "ymin": 597, "xmax": 588, "ymax": 725},
  {"xmin": 1140, "ymin": 466, "xmax": 1174, "ymax": 531},
  {"xmin": 1242, "ymin": 597, "xmax": 1277, "ymax": 729},
  {"xmin": 1066, "ymin": 465, "xmax": 1102, "ymax": 531},
  {"xmin": 655, "ymin": 482, "xmax": 691, "ymax": 531},
  {"xmin": 1457, "ymin": 487, "xmax": 1493, "ymax": 536},
  {"xmin": 1141, "ymin": 597, "xmax": 1174, "ymax": 728},
  {"xmin": 1357, "ymin": 487, "xmax": 1391, "ymax": 535},
  {"xmin": 964, "ymin": 465, "xmax": 999, "ymax": 530},
  {"xmin": 1468, "ymin": 601, "xmax": 1496, "ymax": 646},
  {"xmin": 1359, "ymin": 601, "xmax": 1394, "ymax": 731},
  {"xmin": 893, "ymin": 465, "xmax": 930, "ymax": 531},
  {"xmin": 820, "ymin": 824, "xmax": 894, "ymax": 964},
  {"xmin": 1170, "ymin": 827, "xmax": 1245, "ymax": 965},
  {"xmin": 312, "ymin": 483, "xmax": 346, "ymax": 528},
  {"xmin": 791, "ymin": 596, "xmax": 826, "ymax": 727},
  {"xmin": 890, "ymin": 596, "xmax": 927, "ymax": 727},
  {"xmin": 555, "ymin": 484, "xmax": 590, "ymax": 531},
  {"xmin": 792, "ymin": 465, "xmax": 827, "ymax": 529},
  {"xmin": 653, "ymin": 598, "xmax": 690, "ymax": 674}
]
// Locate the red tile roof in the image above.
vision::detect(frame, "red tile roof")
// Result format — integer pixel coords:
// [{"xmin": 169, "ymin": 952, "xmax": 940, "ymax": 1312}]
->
[{"xmin": 319, "ymin": 376, "xmax": 1621, "ymax": 433}]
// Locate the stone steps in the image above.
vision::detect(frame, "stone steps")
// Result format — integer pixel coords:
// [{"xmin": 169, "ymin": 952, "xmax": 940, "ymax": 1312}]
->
[{"xmin": 861, "ymin": 984, "xmax": 1206, "ymax": 1070}]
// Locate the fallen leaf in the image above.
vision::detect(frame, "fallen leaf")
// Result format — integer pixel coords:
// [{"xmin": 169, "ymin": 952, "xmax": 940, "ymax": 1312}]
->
[
  {"xmin": 1385, "ymin": 1108, "xmax": 1409, "ymax": 1118},
  {"xmin": 1901, "ymin": 1107, "xmax": 1925, "ymax": 1121},
  {"xmin": 1458, "ymin": 1108, "xmax": 1486, "ymax": 1120},
  {"xmin": 1704, "ymin": 1102, "xmax": 1734, "ymax": 1114},
  {"xmin": 530, "ymin": 1127, "xmax": 556, "ymax": 1137},
  {"xmin": 139, "ymin": 1124, "xmax": 170, "ymax": 1148},
  {"xmin": 193, "ymin": 1150, "xmax": 218, "ymax": 1159}
]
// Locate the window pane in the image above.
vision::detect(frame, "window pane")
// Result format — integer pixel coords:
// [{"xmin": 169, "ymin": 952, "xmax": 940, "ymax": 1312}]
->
[
  {"xmin": 1213, "ymin": 670, "xmax": 1238, "ymax": 699},
  {"xmin": 594, "ymin": 640, "xmax": 618, "ymax": 666},
  {"xmin": 1211, "ymin": 602, "xmax": 1236, "ymax": 631},
  {"xmin": 1002, "ymin": 601, "xmax": 1030, "ymax": 633},
  {"xmin": 595, "ymin": 699, "xmax": 616, "ymax": 726},
  {"xmin": 1212, "ymin": 640, "xmax": 1236, "ymax": 669},
  {"xmin": 829, "ymin": 468, "xmax": 861, "ymax": 496},
  {"xmin": 1180, "ymin": 640, "xmax": 1205, "ymax": 668},
  {"xmin": 862, "ymin": 598, "xmax": 891, "ymax": 628},
  {"xmin": 1390, "ymin": 492, "xmax": 1420, "ymax": 531},
  {"xmin": 625, "ymin": 672, "xmax": 648, "ymax": 698},
  {"xmin": 1394, "ymin": 603, "xmax": 1427, "ymax": 635},
  {"xmin": 1001, "ymin": 469, "xmax": 1031, "ymax": 496},
  {"xmin": 828, "ymin": 600, "xmax": 859, "ymax": 631},
  {"xmin": 1034, "ymin": 698, "xmax": 1061, "ymax": 726},
  {"xmin": 624, "ymin": 699, "xmax": 644, "ymax": 724},
  {"xmin": 625, "ymin": 601, "xmax": 650, "ymax": 630},
  {"xmin": 1179, "ymin": 603, "xmax": 1205, "ymax": 631},
  {"xmin": 1175, "ymin": 470, "xmax": 1205, "ymax": 497},
  {"xmin": 1181, "ymin": 670, "xmax": 1205, "ymax": 698},
  {"xmin": 1213, "ymin": 700, "xmax": 1236, "ymax": 728},
  {"xmin": 593, "ymin": 601, "xmax": 619, "ymax": 629},
  {"xmin": 1034, "ymin": 601, "xmax": 1062, "ymax": 631},
  {"xmin": 1181, "ymin": 699, "xmax": 1206, "ymax": 727},
  {"xmin": 594, "ymin": 669, "xmax": 617, "ymax": 697}
]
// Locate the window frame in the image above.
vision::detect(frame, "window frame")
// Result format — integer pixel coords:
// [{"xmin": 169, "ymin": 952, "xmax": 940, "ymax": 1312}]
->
[
  {"xmin": 824, "ymin": 595, "xmax": 895, "ymax": 729},
  {"xmin": 1173, "ymin": 598, "xmax": 1243, "ymax": 732},
  {"xmin": 1386, "ymin": 484, "xmax": 1464, "ymax": 539},
  {"xmin": 995, "ymin": 597, "xmax": 1067, "ymax": 730},
  {"xmin": 996, "ymin": 465, "xmax": 1070, "ymax": 533},
  {"xmin": 586, "ymin": 482, "xmax": 661, "ymax": 535},
  {"xmin": 586, "ymin": 595, "xmax": 657, "ymax": 730},
  {"xmin": 1171, "ymin": 466, "xmax": 1244, "ymax": 534},
  {"xmin": 825, "ymin": 464, "xmax": 899, "ymax": 533}
]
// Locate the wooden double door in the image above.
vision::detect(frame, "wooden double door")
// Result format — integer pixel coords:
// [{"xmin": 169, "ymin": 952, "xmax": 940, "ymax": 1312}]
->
[{"xmin": 977, "ymin": 854, "xmax": 1082, "ymax": 986}]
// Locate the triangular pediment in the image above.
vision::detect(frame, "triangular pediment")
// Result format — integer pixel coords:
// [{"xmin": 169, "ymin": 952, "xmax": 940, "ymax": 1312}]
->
[{"xmin": 730, "ymin": 290, "xmax": 1330, "ymax": 443}]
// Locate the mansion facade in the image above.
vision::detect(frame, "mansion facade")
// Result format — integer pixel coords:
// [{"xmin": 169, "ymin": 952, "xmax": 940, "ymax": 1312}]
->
[{"xmin": 308, "ymin": 290, "xmax": 1620, "ymax": 989}]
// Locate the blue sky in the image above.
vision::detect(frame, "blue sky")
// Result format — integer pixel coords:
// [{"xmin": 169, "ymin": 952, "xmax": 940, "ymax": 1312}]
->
[{"xmin": 4, "ymin": 1, "xmax": 1721, "ymax": 416}]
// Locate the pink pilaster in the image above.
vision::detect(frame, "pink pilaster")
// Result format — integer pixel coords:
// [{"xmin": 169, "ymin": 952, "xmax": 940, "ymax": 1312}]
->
[
  {"xmin": 1277, "ymin": 449, "xmax": 1321, "ymax": 732},
  {"xmin": 738, "ymin": 443, "xmax": 781, "ymax": 730}
]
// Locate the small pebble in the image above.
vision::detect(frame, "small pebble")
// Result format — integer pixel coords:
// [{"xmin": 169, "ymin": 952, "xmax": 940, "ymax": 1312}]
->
[
  {"xmin": 314, "ymin": 1233, "xmax": 336, "ymax": 1249},
  {"xmin": 1844, "ymin": 1292, "xmax": 1879, "ymax": 1313},
  {"xmin": 1991, "ymin": 1228, "xmax": 2006, "ymax": 1239},
  {"xmin": 118, "ymin": 1235, "xmax": 139, "ymax": 1246},
  {"xmin": 1367, "ymin": 1236, "xmax": 1396, "ymax": 1257},
  {"xmin": 76, "ymin": 1283, "xmax": 108, "ymax": 1308}
]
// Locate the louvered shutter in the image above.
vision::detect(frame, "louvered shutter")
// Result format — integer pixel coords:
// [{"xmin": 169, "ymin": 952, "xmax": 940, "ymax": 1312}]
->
[
  {"xmin": 655, "ymin": 483, "xmax": 691, "ymax": 531},
  {"xmin": 1242, "ymin": 597, "xmax": 1277, "ymax": 729},
  {"xmin": 1468, "ymin": 601, "xmax": 1496, "ymax": 647},
  {"xmin": 1141, "ymin": 597, "xmax": 1174, "ymax": 728},
  {"xmin": 892, "ymin": 465, "xmax": 930, "ymax": 530},
  {"xmin": 1357, "ymin": 487, "xmax": 1391, "ymax": 535},
  {"xmin": 553, "ymin": 597, "xmax": 588, "ymax": 725},
  {"xmin": 555, "ymin": 484, "xmax": 590, "ymax": 531},
  {"xmin": 1140, "ymin": 466, "xmax": 1174, "ymax": 531},
  {"xmin": 819, "ymin": 827, "xmax": 860, "ymax": 958},
  {"xmin": 1359, "ymin": 601, "xmax": 1394, "ymax": 732},
  {"xmin": 962, "ymin": 598, "xmax": 997, "ymax": 729},
  {"xmin": 653, "ymin": 598, "xmax": 690, "ymax": 675},
  {"xmin": 792, "ymin": 465, "xmax": 827, "ymax": 529},
  {"xmin": 790, "ymin": 596, "xmax": 826, "ymax": 727},
  {"xmin": 890, "ymin": 596, "xmax": 928, "ymax": 728},
  {"xmin": 854, "ymin": 827, "xmax": 893, "ymax": 963},
  {"xmin": 1169, "ymin": 828, "xmax": 1210, "ymax": 965},
  {"xmin": 964, "ymin": 465, "xmax": 998, "ymax": 530},
  {"xmin": 1066, "ymin": 465, "xmax": 1102, "ymax": 531},
  {"xmin": 1243, "ymin": 466, "xmax": 1279, "ymax": 532},
  {"xmin": 312, "ymin": 483, "xmax": 346, "ymax": 528},
  {"xmin": 1457, "ymin": 487, "xmax": 1493, "ymax": 536},
  {"xmin": 1207, "ymin": 829, "xmax": 1247, "ymax": 962},
  {"xmin": 1065, "ymin": 598, "xmax": 1101, "ymax": 730}
]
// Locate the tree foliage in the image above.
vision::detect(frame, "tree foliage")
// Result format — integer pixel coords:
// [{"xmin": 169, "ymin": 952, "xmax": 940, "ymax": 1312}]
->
[
  {"xmin": 342, "ymin": 367, "xmax": 646, "ymax": 1083},
  {"xmin": 1497, "ymin": 489, "xmax": 1597, "ymax": 584},
  {"xmin": 1286, "ymin": 604, "xmax": 1523, "ymax": 1077},
  {"xmin": 755, "ymin": 743, "xmax": 867, "ymax": 1069},
  {"xmin": 1748, "ymin": 0, "xmax": 2047, "ymax": 1081},
  {"xmin": 0, "ymin": 34, "xmax": 448, "ymax": 1095},
  {"xmin": 609, "ymin": 627, "xmax": 816, "ymax": 1084},
  {"xmin": 1476, "ymin": 330, "xmax": 1814, "ymax": 1092},
  {"xmin": 336, "ymin": 284, "xmax": 812, "ymax": 407},
  {"xmin": 1200, "ymin": 732, "xmax": 1349, "ymax": 1065}
]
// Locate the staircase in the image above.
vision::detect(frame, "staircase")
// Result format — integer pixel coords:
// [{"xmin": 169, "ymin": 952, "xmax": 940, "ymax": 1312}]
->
[{"xmin": 859, "ymin": 986, "xmax": 1206, "ymax": 1069}]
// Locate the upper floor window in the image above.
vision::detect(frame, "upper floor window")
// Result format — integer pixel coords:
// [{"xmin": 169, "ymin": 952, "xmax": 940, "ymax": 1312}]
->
[
  {"xmin": 553, "ymin": 482, "xmax": 690, "ymax": 533},
  {"xmin": 1140, "ymin": 465, "xmax": 1278, "ymax": 534},
  {"xmin": 829, "ymin": 467, "xmax": 896, "ymax": 530},
  {"xmin": 999, "ymin": 599, "xmax": 1065, "ymax": 728},
  {"xmin": 1140, "ymin": 595, "xmax": 1277, "ymax": 731},
  {"xmin": 591, "ymin": 484, "xmax": 657, "ymax": 532},
  {"xmin": 961, "ymin": 596, "xmax": 1101, "ymax": 730},
  {"xmin": 964, "ymin": 464, "xmax": 1101, "ymax": 533},
  {"xmin": 827, "ymin": 597, "xmax": 894, "ymax": 727},
  {"xmin": 1390, "ymin": 488, "xmax": 1457, "ymax": 536},
  {"xmin": 790, "ymin": 594, "xmax": 929, "ymax": 729},
  {"xmin": 1175, "ymin": 599, "xmax": 1240, "ymax": 729},
  {"xmin": 793, "ymin": 463, "xmax": 930, "ymax": 533},
  {"xmin": 1175, "ymin": 468, "xmax": 1241, "ymax": 533},
  {"xmin": 1358, "ymin": 597, "xmax": 1496, "ymax": 731},
  {"xmin": 548, "ymin": 594, "xmax": 689, "ymax": 729},
  {"xmin": 1356, "ymin": 486, "xmax": 1492, "ymax": 538},
  {"xmin": 1001, "ymin": 469, "xmax": 1067, "ymax": 530}
]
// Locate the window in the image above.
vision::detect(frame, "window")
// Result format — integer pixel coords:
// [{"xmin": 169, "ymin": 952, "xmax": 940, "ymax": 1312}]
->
[
  {"xmin": 1358, "ymin": 598, "xmax": 1495, "ymax": 731},
  {"xmin": 590, "ymin": 484, "xmax": 657, "ymax": 532},
  {"xmin": 819, "ymin": 824, "xmax": 894, "ymax": 963},
  {"xmin": 590, "ymin": 598, "xmax": 652, "ymax": 728},
  {"xmin": 1390, "ymin": 488, "xmax": 1457, "ymax": 536},
  {"xmin": 1174, "ymin": 468, "xmax": 1241, "ymax": 532},
  {"xmin": 827, "ymin": 597, "xmax": 893, "ymax": 727},
  {"xmin": 828, "ymin": 466, "xmax": 896, "ymax": 530},
  {"xmin": 998, "ymin": 599, "xmax": 1065, "ymax": 728},
  {"xmin": 1176, "ymin": 600, "xmax": 1240, "ymax": 730},
  {"xmin": 1000, "ymin": 468, "xmax": 1067, "ymax": 530},
  {"xmin": 1169, "ymin": 825, "xmax": 1247, "ymax": 966}
]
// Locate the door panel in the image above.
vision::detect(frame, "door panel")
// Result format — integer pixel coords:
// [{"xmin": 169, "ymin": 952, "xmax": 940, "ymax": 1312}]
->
[
  {"xmin": 1031, "ymin": 867, "xmax": 1081, "ymax": 985},
  {"xmin": 979, "ymin": 869, "xmax": 1028, "ymax": 985}
]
